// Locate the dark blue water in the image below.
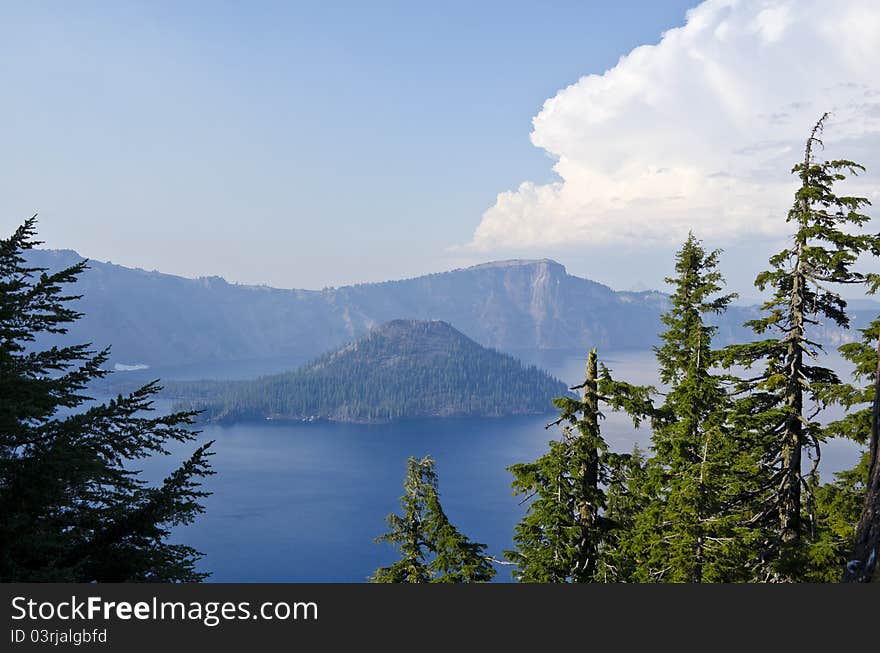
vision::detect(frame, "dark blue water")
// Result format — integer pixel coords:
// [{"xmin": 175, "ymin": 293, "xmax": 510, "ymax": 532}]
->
[
  {"xmin": 132, "ymin": 349, "xmax": 861, "ymax": 582},
  {"xmin": 141, "ymin": 415, "xmax": 557, "ymax": 581}
]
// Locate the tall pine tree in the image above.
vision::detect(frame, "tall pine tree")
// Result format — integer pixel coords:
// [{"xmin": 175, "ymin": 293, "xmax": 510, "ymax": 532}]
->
[
  {"xmin": 0, "ymin": 218, "xmax": 214, "ymax": 582},
  {"xmin": 724, "ymin": 114, "xmax": 880, "ymax": 580},
  {"xmin": 507, "ymin": 349, "xmax": 651, "ymax": 582},
  {"xmin": 630, "ymin": 234, "xmax": 752, "ymax": 582},
  {"xmin": 371, "ymin": 455, "xmax": 495, "ymax": 583}
]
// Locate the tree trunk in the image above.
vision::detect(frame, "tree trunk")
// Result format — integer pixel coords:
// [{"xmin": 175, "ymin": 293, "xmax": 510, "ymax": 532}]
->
[
  {"xmin": 780, "ymin": 344, "xmax": 803, "ymax": 543},
  {"xmin": 778, "ymin": 126, "xmax": 820, "ymax": 548},
  {"xmin": 575, "ymin": 348, "xmax": 600, "ymax": 580},
  {"xmin": 842, "ymin": 335, "xmax": 880, "ymax": 582},
  {"xmin": 780, "ymin": 247, "xmax": 805, "ymax": 545},
  {"xmin": 694, "ymin": 330, "xmax": 706, "ymax": 583}
]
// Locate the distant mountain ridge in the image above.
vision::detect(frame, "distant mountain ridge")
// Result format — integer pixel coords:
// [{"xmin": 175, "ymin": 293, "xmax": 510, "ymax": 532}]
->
[
  {"xmin": 25, "ymin": 249, "xmax": 879, "ymax": 371},
  {"xmin": 170, "ymin": 320, "xmax": 570, "ymax": 423}
]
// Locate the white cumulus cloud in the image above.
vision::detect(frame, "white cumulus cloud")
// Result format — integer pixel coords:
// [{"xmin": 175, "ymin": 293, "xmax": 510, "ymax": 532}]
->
[{"xmin": 469, "ymin": 0, "xmax": 880, "ymax": 251}]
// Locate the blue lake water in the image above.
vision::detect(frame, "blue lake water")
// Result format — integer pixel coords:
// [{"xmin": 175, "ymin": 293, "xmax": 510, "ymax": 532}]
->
[
  {"xmin": 142, "ymin": 415, "xmax": 556, "ymax": 581},
  {"xmin": 133, "ymin": 349, "xmax": 861, "ymax": 582}
]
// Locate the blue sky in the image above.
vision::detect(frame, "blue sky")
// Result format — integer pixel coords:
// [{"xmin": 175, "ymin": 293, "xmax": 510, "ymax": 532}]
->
[{"xmin": 2, "ymin": 0, "xmax": 879, "ymax": 297}]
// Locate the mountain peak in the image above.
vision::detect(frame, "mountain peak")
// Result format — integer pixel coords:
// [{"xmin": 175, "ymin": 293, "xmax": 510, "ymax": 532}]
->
[
  {"xmin": 371, "ymin": 319, "xmax": 457, "ymax": 337},
  {"xmin": 324, "ymin": 319, "xmax": 473, "ymax": 368},
  {"xmin": 463, "ymin": 258, "xmax": 566, "ymax": 273}
]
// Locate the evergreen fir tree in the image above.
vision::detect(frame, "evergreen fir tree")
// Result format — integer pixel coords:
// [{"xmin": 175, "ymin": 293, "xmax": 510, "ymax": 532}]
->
[
  {"xmin": 601, "ymin": 444, "xmax": 650, "ymax": 582},
  {"xmin": 822, "ymin": 317, "xmax": 880, "ymax": 582},
  {"xmin": 808, "ymin": 455, "xmax": 869, "ymax": 582},
  {"xmin": 630, "ymin": 234, "xmax": 748, "ymax": 582},
  {"xmin": 0, "ymin": 218, "xmax": 214, "ymax": 582},
  {"xmin": 371, "ymin": 455, "xmax": 495, "ymax": 583},
  {"xmin": 507, "ymin": 349, "xmax": 651, "ymax": 582},
  {"xmin": 723, "ymin": 114, "xmax": 880, "ymax": 580}
]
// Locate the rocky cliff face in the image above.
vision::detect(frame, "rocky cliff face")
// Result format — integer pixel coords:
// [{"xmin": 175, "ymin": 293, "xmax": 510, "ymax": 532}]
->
[{"xmin": 326, "ymin": 258, "xmax": 667, "ymax": 353}]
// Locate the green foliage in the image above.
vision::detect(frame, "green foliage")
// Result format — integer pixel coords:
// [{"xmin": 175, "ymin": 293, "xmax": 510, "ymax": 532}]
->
[
  {"xmin": 507, "ymin": 349, "xmax": 652, "ymax": 582},
  {"xmin": 600, "ymin": 445, "xmax": 650, "ymax": 582},
  {"xmin": 507, "ymin": 114, "xmax": 880, "ymax": 583},
  {"xmin": 823, "ymin": 317, "xmax": 880, "ymax": 446},
  {"xmin": 722, "ymin": 115, "xmax": 879, "ymax": 580},
  {"xmin": 806, "ymin": 452, "xmax": 870, "ymax": 582},
  {"xmin": 628, "ymin": 234, "xmax": 758, "ymax": 582},
  {"xmin": 819, "ymin": 317, "xmax": 880, "ymax": 581},
  {"xmin": 0, "ymin": 218, "xmax": 214, "ymax": 582},
  {"xmin": 171, "ymin": 320, "xmax": 568, "ymax": 423},
  {"xmin": 371, "ymin": 456, "xmax": 495, "ymax": 583}
]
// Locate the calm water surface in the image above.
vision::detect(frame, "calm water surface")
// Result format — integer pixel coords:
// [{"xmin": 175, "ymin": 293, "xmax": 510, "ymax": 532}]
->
[{"xmin": 135, "ymin": 350, "xmax": 860, "ymax": 582}]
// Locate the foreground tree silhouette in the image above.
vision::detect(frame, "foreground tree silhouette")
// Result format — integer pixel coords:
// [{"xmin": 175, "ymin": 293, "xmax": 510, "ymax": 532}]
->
[
  {"xmin": 371, "ymin": 456, "xmax": 495, "ymax": 582},
  {"xmin": 0, "ymin": 218, "xmax": 214, "ymax": 582},
  {"xmin": 724, "ymin": 114, "xmax": 880, "ymax": 580}
]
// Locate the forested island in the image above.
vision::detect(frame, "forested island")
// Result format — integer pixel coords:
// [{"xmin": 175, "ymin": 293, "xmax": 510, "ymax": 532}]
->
[{"xmin": 168, "ymin": 320, "xmax": 569, "ymax": 423}]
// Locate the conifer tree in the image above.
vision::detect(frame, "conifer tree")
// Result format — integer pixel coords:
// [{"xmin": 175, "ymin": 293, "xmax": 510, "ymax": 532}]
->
[
  {"xmin": 822, "ymin": 317, "xmax": 880, "ymax": 582},
  {"xmin": 808, "ymin": 455, "xmax": 869, "ymax": 582},
  {"xmin": 371, "ymin": 455, "xmax": 495, "ymax": 583},
  {"xmin": 0, "ymin": 218, "xmax": 214, "ymax": 582},
  {"xmin": 631, "ymin": 234, "xmax": 749, "ymax": 582},
  {"xmin": 601, "ymin": 445, "xmax": 650, "ymax": 582},
  {"xmin": 724, "ymin": 114, "xmax": 880, "ymax": 580},
  {"xmin": 507, "ymin": 349, "xmax": 651, "ymax": 582}
]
